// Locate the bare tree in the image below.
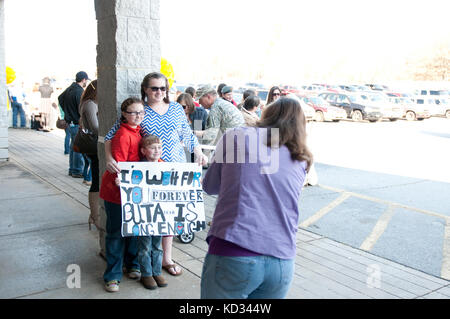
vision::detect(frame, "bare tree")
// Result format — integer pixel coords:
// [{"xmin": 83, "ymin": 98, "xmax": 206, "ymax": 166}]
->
[{"xmin": 412, "ymin": 42, "xmax": 450, "ymax": 81}]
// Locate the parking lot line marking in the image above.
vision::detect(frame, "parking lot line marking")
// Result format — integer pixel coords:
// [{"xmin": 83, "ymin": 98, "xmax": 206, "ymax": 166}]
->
[
  {"xmin": 318, "ymin": 184, "xmax": 450, "ymax": 222},
  {"xmin": 441, "ymin": 220, "xmax": 450, "ymax": 280},
  {"xmin": 360, "ymin": 205, "xmax": 396, "ymax": 252},
  {"xmin": 300, "ymin": 192, "xmax": 351, "ymax": 228}
]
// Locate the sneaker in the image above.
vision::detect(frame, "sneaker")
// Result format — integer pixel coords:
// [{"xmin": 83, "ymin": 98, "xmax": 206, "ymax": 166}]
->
[
  {"xmin": 128, "ymin": 269, "xmax": 141, "ymax": 280},
  {"xmin": 83, "ymin": 180, "xmax": 92, "ymax": 186},
  {"xmin": 153, "ymin": 275, "xmax": 168, "ymax": 287},
  {"xmin": 141, "ymin": 276, "xmax": 157, "ymax": 290},
  {"xmin": 105, "ymin": 280, "xmax": 119, "ymax": 292}
]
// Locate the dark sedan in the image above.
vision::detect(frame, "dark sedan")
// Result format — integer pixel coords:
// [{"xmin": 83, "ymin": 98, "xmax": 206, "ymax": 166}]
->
[{"xmin": 319, "ymin": 92, "xmax": 383, "ymax": 122}]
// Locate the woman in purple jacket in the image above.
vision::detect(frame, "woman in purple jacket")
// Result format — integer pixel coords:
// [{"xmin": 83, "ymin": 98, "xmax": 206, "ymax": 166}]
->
[{"xmin": 201, "ymin": 97, "xmax": 313, "ymax": 299}]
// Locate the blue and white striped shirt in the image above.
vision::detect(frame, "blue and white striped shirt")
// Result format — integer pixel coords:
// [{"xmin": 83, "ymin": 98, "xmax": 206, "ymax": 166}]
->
[{"xmin": 105, "ymin": 102, "xmax": 199, "ymax": 163}]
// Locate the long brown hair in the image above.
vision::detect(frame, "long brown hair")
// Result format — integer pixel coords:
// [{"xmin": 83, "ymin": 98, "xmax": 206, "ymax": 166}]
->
[
  {"xmin": 257, "ymin": 97, "xmax": 313, "ymax": 171},
  {"xmin": 177, "ymin": 93, "xmax": 196, "ymax": 115},
  {"xmin": 266, "ymin": 86, "xmax": 281, "ymax": 105},
  {"xmin": 80, "ymin": 79, "xmax": 97, "ymax": 104},
  {"xmin": 141, "ymin": 72, "xmax": 170, "ymax": 104}
]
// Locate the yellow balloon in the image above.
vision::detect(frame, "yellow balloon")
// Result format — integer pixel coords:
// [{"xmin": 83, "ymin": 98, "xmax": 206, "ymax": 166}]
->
[
  {"xmin": 160, "ymin": 58, "xmax": 174, "ymax": 89},
  {"xmin": 6, "ymin": 66, "xmax": 16, "ymax": 84}
]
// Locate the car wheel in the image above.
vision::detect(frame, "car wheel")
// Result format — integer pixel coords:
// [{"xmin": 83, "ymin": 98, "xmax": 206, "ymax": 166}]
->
[
  {"xmin": 405, "ymin": 111, "xmax": 416, "ymax": 121},
  {"xmin": 446, "ymin": 110, "xmax": 450, "ymax": 119},
  {"xmin": 351, "ymin": 110, "xmax": 363, "ymax": 122},
  {"xmin": 315, "ymin": 111, "xmax": 324, "ymax": 122}
]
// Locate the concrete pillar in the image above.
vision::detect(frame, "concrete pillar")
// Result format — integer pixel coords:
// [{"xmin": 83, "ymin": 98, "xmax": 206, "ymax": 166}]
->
[
  {"xmin": 0, "ymin": 0, "xmax": 8, "ymax": 160},
  {"xmin": 94, "ymin": 0, "xmax": 160, "ymax": 256}
]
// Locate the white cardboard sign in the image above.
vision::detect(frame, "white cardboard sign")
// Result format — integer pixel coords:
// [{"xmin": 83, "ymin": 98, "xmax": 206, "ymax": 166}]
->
[{"xmin": 118, "ymin": 162, "xmax": 206, "ymax": 237}]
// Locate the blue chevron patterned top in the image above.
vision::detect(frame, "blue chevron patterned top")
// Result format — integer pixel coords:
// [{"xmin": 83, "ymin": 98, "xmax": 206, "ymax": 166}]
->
[{"xmin": 105, "ymin": 102, "xmax": 199, "ymax": 162}]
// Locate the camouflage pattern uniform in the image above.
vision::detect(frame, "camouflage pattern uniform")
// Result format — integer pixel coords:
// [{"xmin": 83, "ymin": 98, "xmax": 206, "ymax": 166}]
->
[{"xmin": 202, "ymin": 97, "xmax": 245, "ymax": 146}]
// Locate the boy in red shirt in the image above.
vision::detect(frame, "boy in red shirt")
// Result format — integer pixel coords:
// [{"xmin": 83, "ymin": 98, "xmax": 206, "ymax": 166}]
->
[{"xmin": 100, "ymin": 97, "xmax": 145, "ymax": 293}]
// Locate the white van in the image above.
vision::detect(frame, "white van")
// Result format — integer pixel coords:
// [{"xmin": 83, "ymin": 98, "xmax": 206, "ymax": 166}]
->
[{"xmin": 414, "ymin": 97, "xmax": 449, "ymax": 118}]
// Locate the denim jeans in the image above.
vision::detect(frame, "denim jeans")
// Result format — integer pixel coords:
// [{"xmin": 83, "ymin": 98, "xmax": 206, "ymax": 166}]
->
[
  {"xmin": 103, "ymin": 201, "xmax": 140, "ymax": 283},
  {"xmin": 82, "ymin": 154, "xmax": 92, "ymax": 182},
  {"xmin": 137, "ymin": 236, "xmax": 163, "ymax": 277},
  {"xmin": 64, "ymin": 126, "xmax": 70, "ymax": 154},
  {"xmin": 200, "ymin": 254, "xmax": 294, "ymax": 299},
  {"xmin": 68, "ymin": 124, "xmax": 84, "ymax": 175},
  {"xmin": 12, "ymin": 102, "xmax": 26, "ymax": 128}
]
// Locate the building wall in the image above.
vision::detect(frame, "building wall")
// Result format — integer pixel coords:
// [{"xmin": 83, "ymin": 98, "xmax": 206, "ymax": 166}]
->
[
  {"xmin": 0, "ymin": 0, "xmax": 8, "ymax": 160},
  {"xmin": 94, "ymin": 0, "xmax": 160, "ymax": 254}
]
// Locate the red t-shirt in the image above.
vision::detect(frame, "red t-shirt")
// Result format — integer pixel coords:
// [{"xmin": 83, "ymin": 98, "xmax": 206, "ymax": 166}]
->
[{"xmin": 100, "ymin": 123, "xmax": 142, "ymax": 204}]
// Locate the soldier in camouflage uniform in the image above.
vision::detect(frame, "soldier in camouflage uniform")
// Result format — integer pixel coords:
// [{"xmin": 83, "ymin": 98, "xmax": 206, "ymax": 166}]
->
[{"xmin": 194, "ymin": 85, "xmax": 245, "ymax": 147}]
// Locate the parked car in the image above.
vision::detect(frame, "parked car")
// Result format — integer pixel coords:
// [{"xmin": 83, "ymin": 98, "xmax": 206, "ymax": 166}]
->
[
  {"xmin": 301, "ymin": 95, "xmax": 347, "ymax": 122},
  {"xmin": 412, "ymin": 97, "xmax": 444, "ymax": 117},
  {"xmin": 365, "ymin": 84, "xmax": 385, "ymax": 91},
  {"xmin": 433, "ymin": 98, "xmax": 450, "ymax": 118},
  {"xmin": 286, "ymin": 93, "xmax": 315, "ymax": 121},
  {"xmin": 359, "ymin": 92, "xmax": 403, "ymax": 121},
  {"xmin": 415, "ymin": 89, "xmax": 443, "ymax": 97},
  {"xmin": 319, "ymin": 92, "xmax": 383, "ymax": 122},
  {"xmin": 338, "ymin": 85, "xmax": 358, "ymax": 92},
  {"xmin": 389, "ymin": 97, "xmax": 430, "ymax": 121},
  {"xmin": 280, "ymin": 85, "xmax": 301, "ymax": 95}
]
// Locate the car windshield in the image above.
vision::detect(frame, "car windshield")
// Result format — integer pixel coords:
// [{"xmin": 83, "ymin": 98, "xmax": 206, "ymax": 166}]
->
[
  {"xmin": 348, "ymin": 95, "xmax": 366, "ymax": 103},
  {"xmin": 367, "ymin": 94, "xmax": 387, "ymax": 102},
  {"xmin": 309, "ymin": 96, "xmax": 327, "ymax": 105}
]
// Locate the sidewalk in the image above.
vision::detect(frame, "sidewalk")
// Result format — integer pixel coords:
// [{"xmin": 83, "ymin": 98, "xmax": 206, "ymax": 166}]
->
[{"xmin": 1, "ymin": 128, "xmax": 449, "ymax": 299}]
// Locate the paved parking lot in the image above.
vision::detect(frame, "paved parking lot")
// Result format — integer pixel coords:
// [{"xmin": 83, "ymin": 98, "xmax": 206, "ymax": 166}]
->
[{"xmin": 302, "ymin": 117, "xmax": 450, "ymax": 279}]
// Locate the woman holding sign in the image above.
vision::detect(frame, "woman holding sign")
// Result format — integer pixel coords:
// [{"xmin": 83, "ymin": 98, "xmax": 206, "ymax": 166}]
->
[
  {"xmin": 201, "ymin": 97, "xmax": 313, "ymax": 299},
  {"xmin": 104, "ymin": 72, "xmax": 208, "ymax": 277}
]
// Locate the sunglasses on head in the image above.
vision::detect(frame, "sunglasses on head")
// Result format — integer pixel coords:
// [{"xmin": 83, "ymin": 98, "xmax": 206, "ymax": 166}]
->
[{"xmin": 149, "ymin": 86, "xmax": 167, "ymax": 92}]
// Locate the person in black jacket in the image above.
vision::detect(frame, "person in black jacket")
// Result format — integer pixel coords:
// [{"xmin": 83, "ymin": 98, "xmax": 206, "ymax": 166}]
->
[{"xmin": 58, "ymin": 71, "xmax": 89, "ymax": 178}]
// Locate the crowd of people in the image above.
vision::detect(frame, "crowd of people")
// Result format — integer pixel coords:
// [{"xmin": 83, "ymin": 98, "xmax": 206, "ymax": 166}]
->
[{"xmin": 36, "ymin": 70, "xmax": 314, "ymax": 299}]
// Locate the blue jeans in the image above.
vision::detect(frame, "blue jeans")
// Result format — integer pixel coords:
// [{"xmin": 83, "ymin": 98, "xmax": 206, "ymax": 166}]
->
[
  {"xmin": 138, "ymin": 236, "xmax": 163, "ymax": 277},
  {"xmin": 201, "ymin": 254, "xmax": 294, "ymax": 299},
  {"xmin": 64, "ymin": 126, "xmax": 70, "ymax": 154},
  {"xmin": 82, "ymin": 154, "xmax": 92, "ymax": 182},
  {"xmin": 68, "ymin": 124, "xmax": 84, "ymax": 175},
  {"xmin": 103, "ymin": 201, "xmax": 140, "ymax": 283},
  {"xmin": 12, "ymin": 102, "xmax": 26, "ymax": 128}
]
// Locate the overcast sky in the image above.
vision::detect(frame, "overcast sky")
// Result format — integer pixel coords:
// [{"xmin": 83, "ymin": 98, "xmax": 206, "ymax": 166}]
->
[{"xmin": 4, "ymin": 0, "xmax": 450, "ymax": 86}]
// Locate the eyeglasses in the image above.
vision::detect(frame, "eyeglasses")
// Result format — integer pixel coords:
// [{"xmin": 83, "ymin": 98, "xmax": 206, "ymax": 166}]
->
[
  {"xmin": 124, "ymin": 111, "xmax": 145, "ymax": 116},
  {"xmin": 149, "ymin": 86, "xmax": 167, "ymax": 92},
  {"xmin": 273, "ymin": 93, "xmax": 281, "ymax": 96},
  {"xmin": 181, "ymin": 105, "xmax": 187, "ymax": 109}
]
